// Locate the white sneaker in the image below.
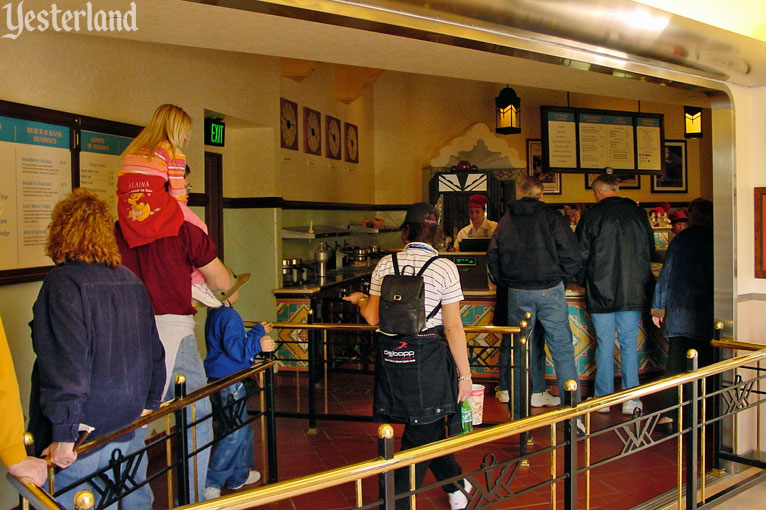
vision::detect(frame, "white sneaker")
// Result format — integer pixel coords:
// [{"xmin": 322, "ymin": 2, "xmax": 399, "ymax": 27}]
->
[
  {"xmin": 495, "ymin": 388, "xmax": 509, "ymax": 403},
  {"xmin": 576, "ymin": 418, "xmax": 586, "ymax": 436},
  {"xmin": 203, "ymin": 486, "xmax": 221, "ymax": 500},
  {"xmin": 228, "ymin": 470, "xmax": 261, "ymax": 490},
  {"xmin": 622, "ymin": 399, "xmax": 643, "ymax": 416},
  {"xmin": 531, "ymin": 391, "xmax": 561, "ymax": 407},
  {"xmin": 192, "ymin": 283, "xmax": 223, "ymax": 308},
  {"xmin": 448, "ymin": 479, "xmax": 473, "ymax": 510}
]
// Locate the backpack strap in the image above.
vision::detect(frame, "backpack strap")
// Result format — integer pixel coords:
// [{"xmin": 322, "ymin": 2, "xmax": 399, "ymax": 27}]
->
[
  {"xmin": 391, "ymin": 251, "xmax": 400, "ymax": 275},
  {"xmin": 419, "ymin": 256, "xmax": 442, "ymax": 321}
]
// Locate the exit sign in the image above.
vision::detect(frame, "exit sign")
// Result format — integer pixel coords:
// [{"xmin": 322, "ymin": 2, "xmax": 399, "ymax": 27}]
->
[{"xmin": 204, "ymin": 118, "xmax": 225, "ymax": 147}]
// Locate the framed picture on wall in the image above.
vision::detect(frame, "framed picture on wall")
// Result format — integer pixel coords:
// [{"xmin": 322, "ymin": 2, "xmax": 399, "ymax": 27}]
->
[
  {"xmin": 755, "ymin": 188, "xmax": 766, "ymax": 278},
  {"xmin": 652, "ymin": 140, "xmax": 687, "ymax": 193},
  {"xmin": 527, "ymin": 139, "xmax": 561, "ymax": 194},
  {"xmin": 585, "ymin": 172, "xmax": 640, "ymax": 190}
]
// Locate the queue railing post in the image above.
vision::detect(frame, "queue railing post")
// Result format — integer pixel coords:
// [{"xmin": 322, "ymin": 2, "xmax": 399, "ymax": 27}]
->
[
  {"xmin": 174, "ymin": 374, "xmax": 190, "ymax": 506},
  {"xmin": 711, "ymin": 321, "xmax": 725, "ymax": 476},
  {"xmin": 563, "ymin": 379, "xmax": 578, "ymax": 510},
  {"xmin": 377, "ymin": 425, "xmax": 395, "ymax": 510},
  {"xmin": 685, "ymin": 350, "xmax": 700, "ymax": 510},
  {"xmin": 307, "ymin": 307, "xmax": 318, "ymax": 432},
  {"xmin": 264, "ymin": 353, "xmax": 279, "ymax": 483}
]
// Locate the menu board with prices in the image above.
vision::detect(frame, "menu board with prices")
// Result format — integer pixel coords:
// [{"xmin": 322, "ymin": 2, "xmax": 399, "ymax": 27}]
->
[
  {"xmin": 80, "ymin": 130, "xmax": 134, "ymax": 218},
  {"xmin": 0, "ymin": 116, "xmax": 72, "ymax": 271},
  {"xmin": 541, "ymin": 106, "xmax": 664, "ymax": 174}
]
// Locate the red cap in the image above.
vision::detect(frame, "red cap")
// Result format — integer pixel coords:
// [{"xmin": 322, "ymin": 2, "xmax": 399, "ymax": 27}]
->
[
  {"xmin": 669, "ymin": 210, "xmax": 688, "ymax": 224},
  {"xmin": 468, "ymin": 194, "xmax": 488, "ymax": 209}
]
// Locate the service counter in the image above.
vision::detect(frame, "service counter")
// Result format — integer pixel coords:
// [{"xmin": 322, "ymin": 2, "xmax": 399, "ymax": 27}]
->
[{"xmin": 272, "ymin": 258, "xmax": 668, "ymax": 384}]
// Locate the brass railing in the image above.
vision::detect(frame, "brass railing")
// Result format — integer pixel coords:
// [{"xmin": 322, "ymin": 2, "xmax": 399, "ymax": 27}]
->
[
  {"xmin": 169, "ymin": 337, "xmax": 766, "ymax": 510},
  {"xmin": 8, "ymin": 360, "xmax": 277, "ymax": 510},
  {"xmin": 11, "ymin": 324, "xmax": 765, "ymax": 510}
]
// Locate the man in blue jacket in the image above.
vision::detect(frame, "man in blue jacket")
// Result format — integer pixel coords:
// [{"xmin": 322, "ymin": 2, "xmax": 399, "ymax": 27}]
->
[
  {"xmin": 576, "ymin": 173, "xmax": 655, "ymax": 415},
  {"xmin": 488, "ymin": 176, "xmax": 583, "ymax": 420}
]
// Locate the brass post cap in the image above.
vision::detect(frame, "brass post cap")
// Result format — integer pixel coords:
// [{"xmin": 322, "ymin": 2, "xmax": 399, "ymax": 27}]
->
[
  {"xmin": 714, "ymin": 321, "xmax": 724, "ymax": 330},
  {"xmin": 564, "ymin": 379, "xmax": 578, "ymax": 392},
  {"xmin": 686, "ymin": 349, "xmax": 698, "ymax": 359},
  {"xmin": 519, "ymin": 320, "xmax": 528, "ymax": 328},
  {"xmin": 74, "ymin": 490, "xmax": 95, "ymax": 509},
  {"xmin": 524, "ymin": 311, "xmax": 532, "ymax": 319},
  {"xmin": 174, "ymin": 374, "xmax": 186, "ymax": 384},
  {"xmin": 23, "ymin": 431, "xmax": 34, "ymax": 446},
  {"xmin": 378, "ymin": 424, "xmax": 395, "ymax": 439},
  {"xmin": 519, "ymin": 336, "xmax": 527, "ymax": 345}
]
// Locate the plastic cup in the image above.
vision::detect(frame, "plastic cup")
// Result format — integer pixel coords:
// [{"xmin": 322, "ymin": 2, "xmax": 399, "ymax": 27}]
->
[{"xmin": 468, "ymin": 383, "xmax": 485, "ymax": 425}]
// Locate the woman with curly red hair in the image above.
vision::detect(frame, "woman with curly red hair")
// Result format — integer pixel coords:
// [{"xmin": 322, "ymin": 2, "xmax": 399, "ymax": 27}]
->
[{"xmin": 28, "ymin": 188, "xmax": 166, "ymax": 510}]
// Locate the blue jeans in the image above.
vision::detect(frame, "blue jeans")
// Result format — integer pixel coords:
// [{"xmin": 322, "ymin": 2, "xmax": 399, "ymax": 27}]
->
[
  {"xmin": 506, "ymin": 283, "xmax": 580, "ymax": 418},
  {"xmin": 591, "ymin": 311, "xmax": 641, "ymax": 398},
  {"xmin": 206, "ymin": 381, "xmax": 256, "ymax": 489},
  {"xmin": 498, "ymin": 322, "xmax": 547, "ymax": 393},
  {"xmin": 128, "ymin": 333, "xmax": 214, "ymax": 506},
  {"xmin": 53, "ymin": 437, "xmax": 136, "ymax": 510}
]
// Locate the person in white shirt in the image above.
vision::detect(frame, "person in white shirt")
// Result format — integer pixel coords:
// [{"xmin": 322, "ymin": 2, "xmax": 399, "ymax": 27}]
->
[{"xmin": 451, "ymin": 194, "xmax": 497, "ymax": 251}]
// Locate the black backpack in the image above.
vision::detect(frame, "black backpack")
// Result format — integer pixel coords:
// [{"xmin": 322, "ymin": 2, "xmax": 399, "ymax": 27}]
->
[{"xmin": 379, "ymin": 252, "xmax": 441, "ymax": 336}]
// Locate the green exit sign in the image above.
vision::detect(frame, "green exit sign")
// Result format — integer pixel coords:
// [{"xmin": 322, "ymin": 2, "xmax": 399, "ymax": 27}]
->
[{"xmin": 204, "ymin": 118, "xmax": 225, "ymax": 147}]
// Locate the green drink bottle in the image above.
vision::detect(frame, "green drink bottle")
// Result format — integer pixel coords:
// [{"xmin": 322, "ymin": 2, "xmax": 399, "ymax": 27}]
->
[{"xmin": 461, "ymin": 400, "xmax": 473, "ymax": 433}]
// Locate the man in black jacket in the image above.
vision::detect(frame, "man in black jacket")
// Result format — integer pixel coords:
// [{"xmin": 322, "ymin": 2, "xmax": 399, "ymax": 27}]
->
[
  {"xmin": 488, "ymin": 176, "xmax": 583, "ymax": 419},
  {"xmin": 576, "ymin": 173, "xmax": 655, "ymax": 415}
]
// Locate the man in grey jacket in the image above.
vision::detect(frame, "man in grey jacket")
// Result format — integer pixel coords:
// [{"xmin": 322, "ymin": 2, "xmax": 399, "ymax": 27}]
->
[{"xmin": 576, "ymin": 173, "xmax": 655, "ymax": 415}]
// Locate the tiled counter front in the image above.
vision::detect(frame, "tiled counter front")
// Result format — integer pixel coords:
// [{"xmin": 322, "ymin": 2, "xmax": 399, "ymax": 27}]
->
[
  {"xmin": 274, "ymin": 288, "xmax": 668, "ymax": 379},
  {"xmin": 463, "ymin": 289, "xmax": 668, "ymax": 381},
  {"xmin": 275, "ymin": 298, "xmax": 311, "ymax": 369}
]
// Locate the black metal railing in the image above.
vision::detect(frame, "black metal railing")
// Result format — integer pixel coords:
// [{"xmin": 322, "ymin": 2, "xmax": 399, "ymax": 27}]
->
[
  {"xmin": 8, "ymin": 360, "xmax": 277, "ymax": 510},
  {"xmin": 157, "ymin": 321, "xmax": 765, "ymax": 510}
]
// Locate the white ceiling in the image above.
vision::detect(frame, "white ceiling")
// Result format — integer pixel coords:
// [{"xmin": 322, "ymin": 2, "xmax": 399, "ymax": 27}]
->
[{"xmin": 14, "ymin": 0, "xmax": 750, "ymax": 106}]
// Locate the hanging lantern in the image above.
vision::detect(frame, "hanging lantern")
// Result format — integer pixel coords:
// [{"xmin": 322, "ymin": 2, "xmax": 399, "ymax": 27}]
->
[
  {"xmin": 495, "ymin": 86, "xmax": 521, "ymax": 135},
  {"xmin": 684, "ymin": 106, "xmax": 702, "ymax": 138}
]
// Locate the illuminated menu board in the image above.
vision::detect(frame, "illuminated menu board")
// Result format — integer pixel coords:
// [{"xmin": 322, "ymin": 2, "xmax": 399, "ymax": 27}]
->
[
  {"xmin": 0, "ymin": 116, "xmax": 71, "ymax": 271},
  {"xmin": 541, "ymin": 106, "xmax": 664, "ymax": 174}
]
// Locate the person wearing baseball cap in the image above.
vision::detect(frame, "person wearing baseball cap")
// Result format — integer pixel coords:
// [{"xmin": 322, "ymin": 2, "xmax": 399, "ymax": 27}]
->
[
  {"xmin": 345, "ymin": 201, "xmax": 474, "ymax": 509},
  {"xmin": 451, "ymin": 194, "xmax": 497, "ymax": 251}
]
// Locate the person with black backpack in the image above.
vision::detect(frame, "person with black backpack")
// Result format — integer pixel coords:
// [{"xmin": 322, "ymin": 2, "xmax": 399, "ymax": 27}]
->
[{"xmin": 344, "ymin": 202, "xmax": 473, "ymax": 510}]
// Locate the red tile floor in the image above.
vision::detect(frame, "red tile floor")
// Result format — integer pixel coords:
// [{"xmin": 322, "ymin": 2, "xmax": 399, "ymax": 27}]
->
[{"xmin": 202, "ymin": 371, "xmax": 705, "ymax": 510}]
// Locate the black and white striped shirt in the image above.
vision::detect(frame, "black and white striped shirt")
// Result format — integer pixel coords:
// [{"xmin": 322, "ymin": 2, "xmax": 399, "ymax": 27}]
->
[{"xmin": 369, "ymin": 242, "xmax": 464, "ymax": 330}]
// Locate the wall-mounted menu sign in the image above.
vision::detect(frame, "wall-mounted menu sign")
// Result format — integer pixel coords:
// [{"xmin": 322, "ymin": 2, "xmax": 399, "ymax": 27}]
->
[
  {"xmin": 541, "ymin": 106, "xmax": 664, "ymax": 174},
  {"xmin": 80, "ymin": 130, "xmax": 133, "ymax": 218},
  {"xmin": 0, "ymin": 116, "xmax": 72, "ymax": 271}
]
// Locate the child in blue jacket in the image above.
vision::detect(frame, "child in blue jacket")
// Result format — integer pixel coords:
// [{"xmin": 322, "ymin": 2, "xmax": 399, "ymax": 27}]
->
[{"xmin": 202, "ymin": 289, "xmax": 275, "ymax": 500}]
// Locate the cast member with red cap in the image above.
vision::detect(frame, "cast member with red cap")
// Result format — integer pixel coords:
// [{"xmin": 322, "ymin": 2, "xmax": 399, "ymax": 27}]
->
[
  {"xmin": 669, "ymin": 210, "xmax": 688, "ymax": 238},
  {"xmin": 452, "ymin": 194, "xmax": 497, "ymax": 251}
]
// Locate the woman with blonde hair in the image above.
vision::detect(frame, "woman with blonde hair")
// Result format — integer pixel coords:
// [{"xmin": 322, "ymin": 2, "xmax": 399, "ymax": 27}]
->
[
  {"xmin": 28, "ymin": 188, "xmax": 165, "ymax": 510},
  {"xmin": 117, "ymin": 103, "xmax": 192, "ymax": 248}
]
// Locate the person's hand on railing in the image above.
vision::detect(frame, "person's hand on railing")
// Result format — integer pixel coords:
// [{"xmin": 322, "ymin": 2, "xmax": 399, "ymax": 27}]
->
[
  {"xmin": 7, "ymin": 456, "xmax": 48, "ymax": 486},
  {"xmin": 261, "ymin": 321, "xmax": 273, "ymax": 334},
  {"xmin": 42, "ymin": 441, "xmax": 76, "ymax": 468}
]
